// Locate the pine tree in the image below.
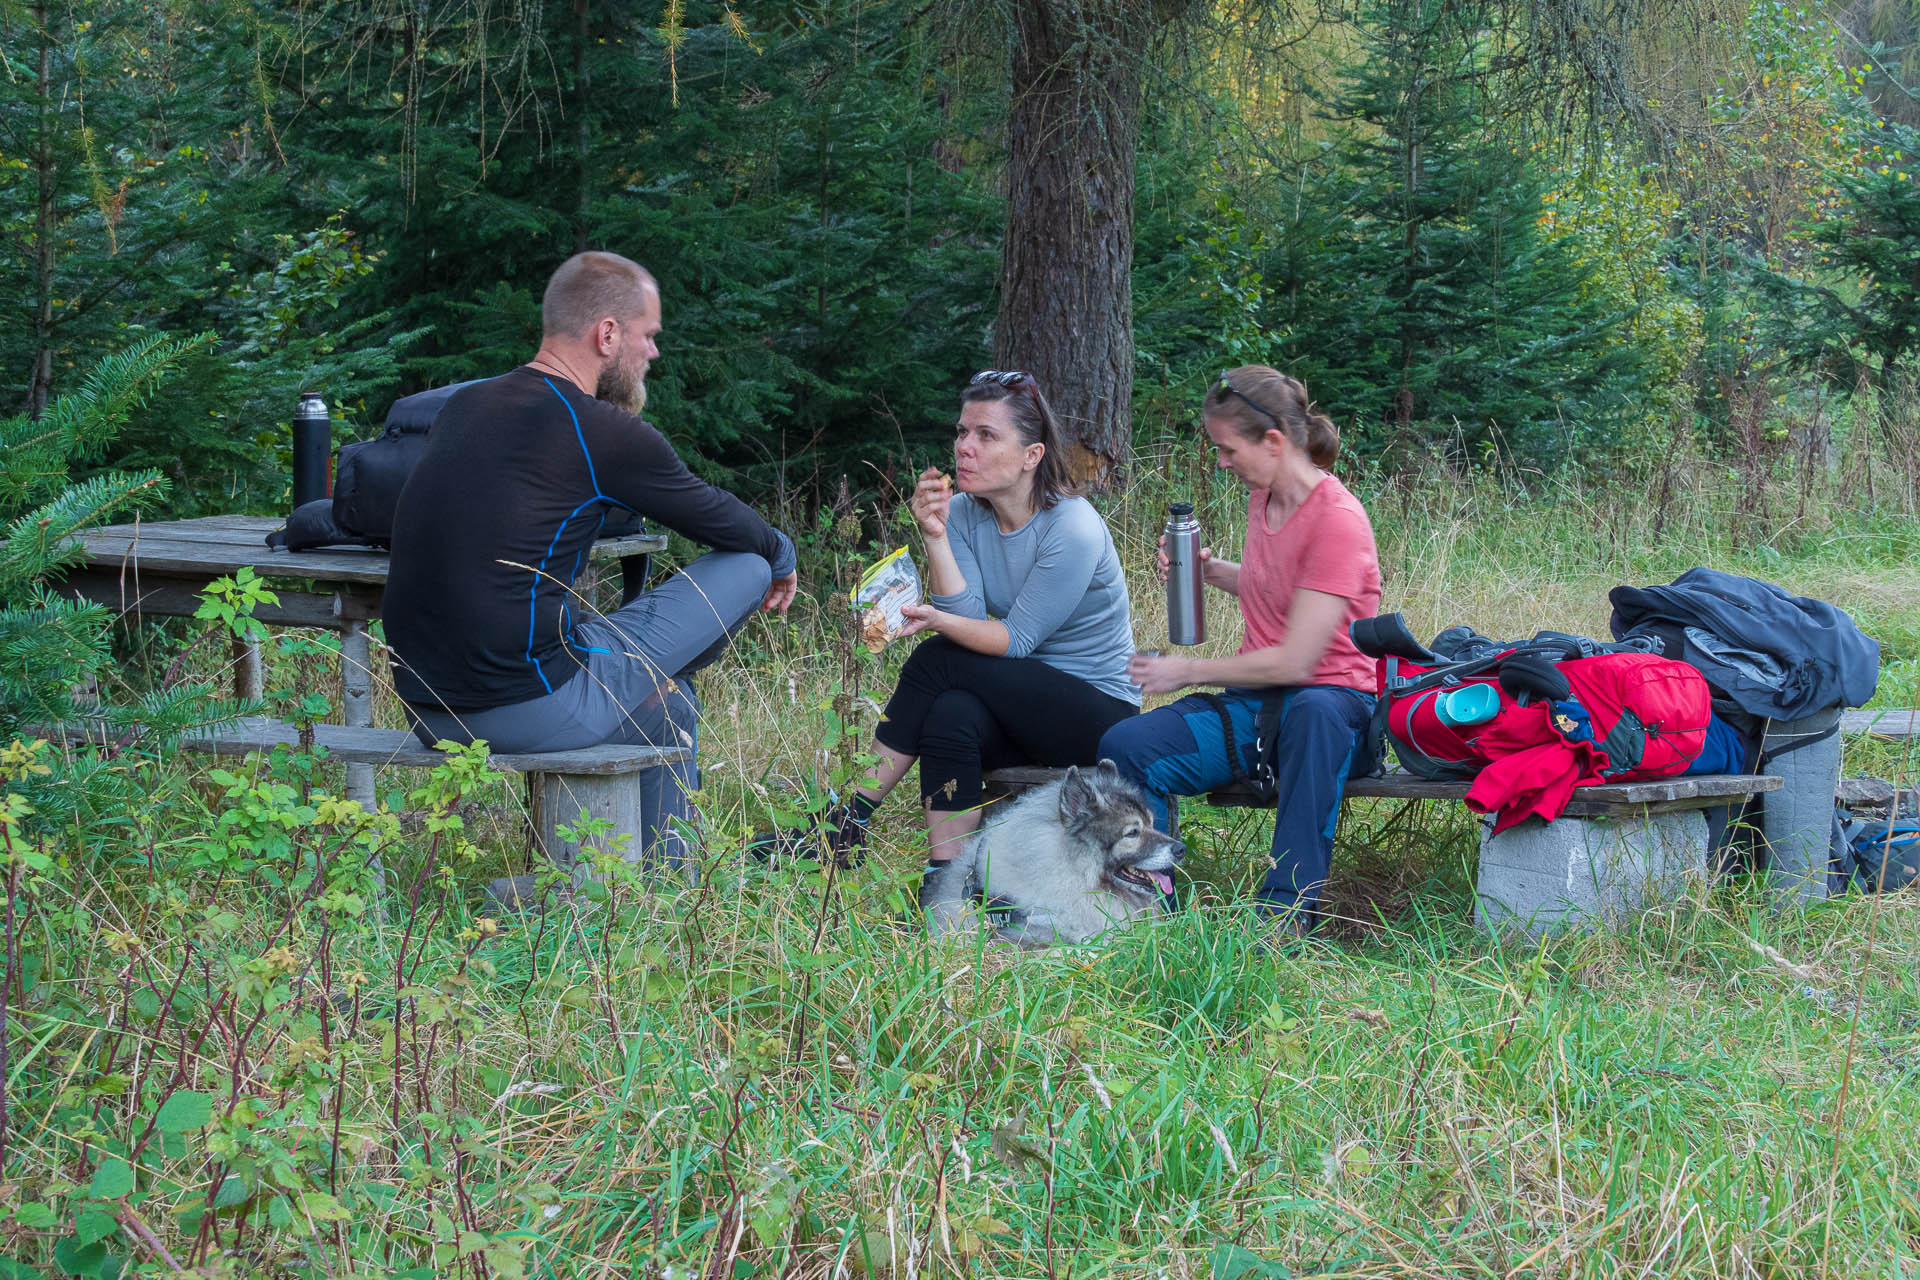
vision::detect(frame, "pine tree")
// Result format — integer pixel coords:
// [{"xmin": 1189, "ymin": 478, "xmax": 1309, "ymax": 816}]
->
[
  {"xmin": 1276, "ymin": 0, "xmax": 1647, "ymax": 468},
  {"xmin": 0, "ymin": 333, "xmax": 239, "ymax": 739},
  {"xmin": 1754, "ymin": 120, "xmax": 1920, "ymax": 388},
  {"xmin": 265, "ymin": 1, "xmax": 999, "ymax": 492}
]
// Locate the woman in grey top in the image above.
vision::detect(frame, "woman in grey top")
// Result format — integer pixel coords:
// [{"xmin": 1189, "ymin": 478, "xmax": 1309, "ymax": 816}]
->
[{"xmin": 774, "ymin": 370, "xmax": 1137, "ymax": 890}]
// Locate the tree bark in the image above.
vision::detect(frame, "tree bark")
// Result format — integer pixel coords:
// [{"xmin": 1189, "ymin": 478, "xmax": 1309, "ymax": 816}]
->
[
  {"xmin": 996, "ymin": 2, "xmax": 1148, "ymax": 490},
  {"xmin": 30, "ymin": 3, "xmax": 57, "ymax": 420},
  {"xmin": 573, "ymin": 0, "xmax": 592, "ymax": 252}
]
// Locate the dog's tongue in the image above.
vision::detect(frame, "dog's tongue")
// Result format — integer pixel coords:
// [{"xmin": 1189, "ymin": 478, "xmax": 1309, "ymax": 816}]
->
[{"xmin": 1147, "ymin": 870, "xmax": 1174, "ymax": 896}]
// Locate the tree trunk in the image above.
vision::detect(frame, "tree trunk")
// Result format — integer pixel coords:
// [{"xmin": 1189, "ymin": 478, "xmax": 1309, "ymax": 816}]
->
[
  {"xmin": 996, "ymin": 2, "xmax": 1146, "ymax": 491},
  {"xmin": 573, "ymin": 0, "xmax": 592, "ymax": 252},
  {"xmin": 30, "ymin": 3, "xmax": 57, "ymax": 420}
]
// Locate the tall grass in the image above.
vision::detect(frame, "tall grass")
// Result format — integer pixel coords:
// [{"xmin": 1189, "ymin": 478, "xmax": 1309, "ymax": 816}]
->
[{"xmin": 4, "ymin": 441, "xmax": 1918, "ymax": 1277}]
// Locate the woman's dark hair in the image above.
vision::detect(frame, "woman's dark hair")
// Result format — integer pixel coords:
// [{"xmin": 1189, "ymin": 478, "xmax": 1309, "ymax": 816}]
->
[
  {"xmin": 1202, "ymin": 365, "xmax": 1340, "ymax": 469},
  {"xmin": 960, "ymin": 370, "xmax": 1078, "ymax": 510}
]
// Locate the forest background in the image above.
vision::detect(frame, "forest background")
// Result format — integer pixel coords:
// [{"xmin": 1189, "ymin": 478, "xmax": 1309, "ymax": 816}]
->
[
  {"xmin": 5, "ymin": 2, "xmax": 1920, "ymax": 1278},
  {"xmin": 9, "ymin": 0, "xmax": 1920, "ymax": 513}
]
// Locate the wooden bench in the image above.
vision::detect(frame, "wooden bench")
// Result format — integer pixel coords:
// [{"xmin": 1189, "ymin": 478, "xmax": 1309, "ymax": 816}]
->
[
  {"xmin": 984, "ymin": 766, "xmax": 1783, "ymax": 936},
  {"xmin": 1841, "ymin": 708, "xmax": 1920, "ymax": 739},
  {"xmin": 41, "ymin": 717, "xmax": 690, "ymax": 876}
]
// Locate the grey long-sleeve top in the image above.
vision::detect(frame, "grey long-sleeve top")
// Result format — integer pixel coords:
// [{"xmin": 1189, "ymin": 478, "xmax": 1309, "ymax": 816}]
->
[{"xmin": 931, "ymin": 494, "xmax": 1139, "ymax": 706}]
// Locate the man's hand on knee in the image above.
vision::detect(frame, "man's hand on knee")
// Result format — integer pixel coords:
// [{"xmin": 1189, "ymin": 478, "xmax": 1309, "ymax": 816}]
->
[{"xmin": 762, "ymin": 572, "xmax": 798, "ymax": 616}]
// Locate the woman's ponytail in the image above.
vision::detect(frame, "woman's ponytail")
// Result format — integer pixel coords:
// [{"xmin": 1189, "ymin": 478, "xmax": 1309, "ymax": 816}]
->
[{"xmin": 1304, "ymin": 407, "xmax": 1339, "ymax": 469}]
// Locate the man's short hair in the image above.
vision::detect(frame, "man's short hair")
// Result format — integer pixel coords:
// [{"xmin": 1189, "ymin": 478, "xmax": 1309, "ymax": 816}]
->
[{"xmin": 541, "ymin": 251, "xmax": 657, "ymax": 338}]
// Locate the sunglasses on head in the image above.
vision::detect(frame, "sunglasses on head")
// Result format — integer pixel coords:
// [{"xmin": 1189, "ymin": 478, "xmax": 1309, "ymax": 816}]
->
[
  {"xmin": 1217, "ymin": 369, "xmax": 1280, "ymax": 434},
  {"xmin": 969, "ymin": 369, "xmax": 1032, "ymax": 389}
]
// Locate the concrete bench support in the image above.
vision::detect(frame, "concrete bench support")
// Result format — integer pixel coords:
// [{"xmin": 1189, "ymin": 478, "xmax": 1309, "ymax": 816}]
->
[{"xmin": 1474, "ymin": 809, "xmax": 1710, "ymax": 935}]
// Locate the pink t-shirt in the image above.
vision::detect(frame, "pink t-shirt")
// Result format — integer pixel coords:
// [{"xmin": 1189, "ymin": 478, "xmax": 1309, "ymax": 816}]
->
[{"xmin": 1236, "ymin": 474, "xmax": 1382, "ymax": 692}]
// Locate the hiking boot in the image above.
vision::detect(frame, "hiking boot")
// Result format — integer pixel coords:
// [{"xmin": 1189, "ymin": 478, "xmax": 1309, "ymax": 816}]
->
[
  {"xmin": 746, "ymin": 805, "xmax": 868, "ymax": 869},
  {"xmin": 918, "ymin": 857, "xmax": 975, "ymax": 936},
  {"xmin": 1254, "ymin": 903, "xmax": 1326, "ymax": 955}
]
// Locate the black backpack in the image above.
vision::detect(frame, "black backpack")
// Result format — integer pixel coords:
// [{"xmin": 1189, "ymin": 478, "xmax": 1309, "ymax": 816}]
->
[
  {"xmin": 265, "ymin": 380, "xmax": 642, "ymax": 551},
  {"xmin": 266, "ymin": 381, "xmax": 478, "ymax": 552}
]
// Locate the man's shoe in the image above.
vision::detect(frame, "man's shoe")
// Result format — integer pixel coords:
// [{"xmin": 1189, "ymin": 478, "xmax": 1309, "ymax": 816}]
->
[{"xmin": 1255, "ymin": 902, "xmax": 1325, "ymax": 955}]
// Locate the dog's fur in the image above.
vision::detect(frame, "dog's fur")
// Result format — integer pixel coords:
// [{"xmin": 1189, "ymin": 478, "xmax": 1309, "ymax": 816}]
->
[{"xmin": 923, "ymin": 761, "xmax": 1184, "ymax": 946}]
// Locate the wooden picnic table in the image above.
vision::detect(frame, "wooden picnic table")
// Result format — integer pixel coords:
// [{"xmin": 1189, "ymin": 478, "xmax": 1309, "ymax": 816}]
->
[{"xmin": 59, "ymin": 514, "xmax": 667, "ymax": 807}]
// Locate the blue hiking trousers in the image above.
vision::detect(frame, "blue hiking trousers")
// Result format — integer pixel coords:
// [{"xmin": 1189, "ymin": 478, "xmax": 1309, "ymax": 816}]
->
[{"xmin": 1096, "ymin": 685, "xmax": 1375, "ymax": 916}]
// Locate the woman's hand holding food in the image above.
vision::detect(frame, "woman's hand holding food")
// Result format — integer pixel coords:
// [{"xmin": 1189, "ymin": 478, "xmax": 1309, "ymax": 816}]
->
[
  {"xmin": 910, "ymin": 466, "xmax": 953, "ymax": 541},
  {"xmin": 896, "ymin": 602, "xmax": 944, "ymax": 638}
]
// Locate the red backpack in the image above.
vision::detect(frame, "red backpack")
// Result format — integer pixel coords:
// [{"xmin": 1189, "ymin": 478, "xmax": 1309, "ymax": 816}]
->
[
  {"xmin": 1381, "ymin": 650, "xmax": 1710, "ymax": 782},
  {"xmin": 1353, "ymin": 617, "xmax": 1711, "ymax": 786}
]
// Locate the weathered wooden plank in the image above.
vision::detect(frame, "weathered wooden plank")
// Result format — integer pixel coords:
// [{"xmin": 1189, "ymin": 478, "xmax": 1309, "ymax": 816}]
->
[
  {"xmin": 76, "ymin": 538, "xmax": 667, "ymax": 584},
  {"xmin": 81, "ymin": 516, "xmax": 664, "ymax": 563},
  {"xmin": 1841, "ymin": 708, "xmax": 1920, "ymax": 739},
  {"xmin": 593, "ymin": 533, "xmax": 668, "ymax": 559},
  {"xmin": 1834, "ymin": 776, "xmax": 1920, "ymax": 816},
  {"xmin": 88, "ymin": 523, "xmax": 292, "ymax": 547},
  {"xmin": 984, "ymin": 765, "xmax": 1780, "ymax": 816},
  {"xmin": 88, "ymin": 516, "xmax": 270, "ymax": 538},
  {"xmin": 57, "ymin": 516, "xmax": 668, "ymax": 597},
  {"xmin": 59, "ymin": 571, "xmax": 381, "ymax": 630},
  {"xmin": 78, "ymin": 540, "xmax": 397, "ymax": 584},
  {"xmin": 42, "ymin": 717, "xmax": 687, "ymax": 777},
  {"xmin": 341, "ymin": 622, "xmax": 375, "ymax": 809}
]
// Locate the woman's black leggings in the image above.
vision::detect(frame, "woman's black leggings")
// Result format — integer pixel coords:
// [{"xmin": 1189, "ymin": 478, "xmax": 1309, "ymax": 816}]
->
[{"xmin": 874, "ymin": 636, "xmax": 1138, "ymax": 812}]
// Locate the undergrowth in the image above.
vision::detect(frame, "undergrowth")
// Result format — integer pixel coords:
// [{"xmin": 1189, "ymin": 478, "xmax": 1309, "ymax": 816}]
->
[{"xmin": 4, "ymin": 446, "xmax": 1918, "ymax": 1278}]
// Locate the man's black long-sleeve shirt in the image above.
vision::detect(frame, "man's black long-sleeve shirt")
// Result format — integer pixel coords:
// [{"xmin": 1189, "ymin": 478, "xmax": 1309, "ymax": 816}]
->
[{"xmin": 385, "ymin": 367, "xmax": 791, "ymax": 710}]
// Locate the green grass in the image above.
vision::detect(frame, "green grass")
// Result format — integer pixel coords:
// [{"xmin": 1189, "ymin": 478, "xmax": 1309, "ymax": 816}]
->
[{"xmin": 5, "ymin": 450, "xmax": 1920, "ymax": 1278}]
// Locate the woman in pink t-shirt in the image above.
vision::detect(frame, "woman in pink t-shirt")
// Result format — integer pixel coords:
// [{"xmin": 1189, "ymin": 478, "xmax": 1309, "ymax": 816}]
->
[{"xmin": 1098, "ymin": 366, "xmax": 1382, "ymax": 933}]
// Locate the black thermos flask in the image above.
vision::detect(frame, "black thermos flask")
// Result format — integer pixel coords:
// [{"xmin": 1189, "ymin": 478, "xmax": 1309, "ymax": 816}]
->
[{"xmin": 292, "ymin": 391, "xmax": 330, "ymax": 510}]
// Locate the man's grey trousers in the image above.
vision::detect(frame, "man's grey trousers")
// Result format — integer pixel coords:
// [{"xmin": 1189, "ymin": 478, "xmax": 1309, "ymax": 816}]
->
[{"xmin": 405, "ymin": 551, "xmax": 774, "ymax": 870}]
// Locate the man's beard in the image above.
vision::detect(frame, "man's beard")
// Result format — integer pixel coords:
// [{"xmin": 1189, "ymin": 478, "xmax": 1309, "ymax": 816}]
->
[{"xmin": 595, "ymin": 353, "xmax": 648, "ymax": 416}]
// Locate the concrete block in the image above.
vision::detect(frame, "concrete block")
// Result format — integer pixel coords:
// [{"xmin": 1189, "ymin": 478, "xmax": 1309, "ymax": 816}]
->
[
  {"xmin": 1475, "ymin": 810, "xmax": 1709, "ymax": 936},
  {"xmin": 1757, "ymin": 712, "xmax": 1842, "ymax": 906}
]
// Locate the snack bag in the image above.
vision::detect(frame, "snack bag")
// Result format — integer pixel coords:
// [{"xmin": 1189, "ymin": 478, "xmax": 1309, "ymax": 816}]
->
[{"xmin": 852, "ymin": 546, "xmax": 922, "ymax": 653}]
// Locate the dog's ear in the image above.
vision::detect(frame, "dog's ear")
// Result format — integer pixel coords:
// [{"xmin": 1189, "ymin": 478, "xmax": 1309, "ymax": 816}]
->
[
  {"xmin": 1058, "ymin": 766, "xmax": 1094, "ymax": 821},
  {"xmin": 1095, "ymin": 757, "xmax": 1121, "ymax": 781}
]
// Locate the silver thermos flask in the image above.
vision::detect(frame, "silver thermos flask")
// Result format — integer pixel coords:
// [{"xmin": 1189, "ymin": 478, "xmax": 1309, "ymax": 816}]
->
[
  {"xmin": 292, "ymin": 391, "xmax": 331, "ymax": 510},
  {"xmin": 1165, "ymin": 502, "xmax": 1205, "ymax": 647}
]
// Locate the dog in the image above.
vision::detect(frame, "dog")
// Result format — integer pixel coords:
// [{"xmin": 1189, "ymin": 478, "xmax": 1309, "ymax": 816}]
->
[{"xmin": 922, "ymin": 761, "xmax": 1184, "ymax": 947}]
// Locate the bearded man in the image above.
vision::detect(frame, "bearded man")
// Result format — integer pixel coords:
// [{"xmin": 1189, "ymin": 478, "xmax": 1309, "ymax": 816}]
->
[{"xmin": 386, "ymin": 251, "xmax": 797, "ymax": 878}]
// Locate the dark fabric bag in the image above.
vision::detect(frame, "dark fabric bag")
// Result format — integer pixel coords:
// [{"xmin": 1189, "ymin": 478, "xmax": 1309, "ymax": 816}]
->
[
  {"xmin": 1843, "ymin": 817, "xmax": 1920, "ymax": 891},
  {"xmin": 269, "ymin": 499, "xmax": 381, "ymax": 552},
  {"xmin": 1608, "ymin": 568, "xmax": 1879, "ymax": 719},
  {"xmin": 267, "ymin": 381, "xmax": 481, "ymax": 552},
  {"xmin": 266, "ymin": 380, "xmax": 647, "ymax": 552}
]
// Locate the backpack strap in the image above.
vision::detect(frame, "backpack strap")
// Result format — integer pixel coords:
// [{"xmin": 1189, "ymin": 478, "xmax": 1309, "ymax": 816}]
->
[{"xmin": 1196, "ymin": 691, "xmax": 1279, "ymax": 802}]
